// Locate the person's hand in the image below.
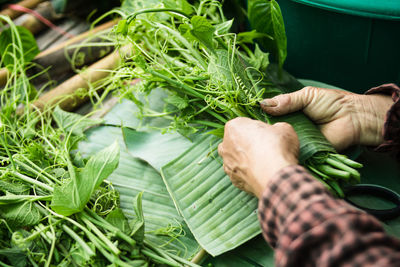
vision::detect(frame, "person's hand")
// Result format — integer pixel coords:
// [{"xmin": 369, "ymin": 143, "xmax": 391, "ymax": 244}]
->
[
  {"xmin": 260, "ymin": 87, "xmax": 393, "ymax": 151},
  {"xmin": 218, "ymin": 117, "xmax": 299, "ymax": 198}
]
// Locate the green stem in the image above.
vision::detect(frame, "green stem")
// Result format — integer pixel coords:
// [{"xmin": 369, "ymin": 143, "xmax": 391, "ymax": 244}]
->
[
  {"xmin": 141, "ymin": 248, "xmax": 180, "ymax": 267},
  {"xmin": 44, "ymin": 220, "xmax": 56, "ymax": 267},
  {"xmin": 306, "ymin": 164, "xmax": 331, "ymax": 180},
  {"xmin": 156, "ymin": 23, "xmax": 208, "ymax": 69},
  {"xmin": 11, "ymin": 171, "xmax": 54, "ymax": 192},
  {"xmin": 13, "ymin": 158, "xmax": 55, "ymax": 185},
  {"xmin": 145, "ymin": 42, "xmax": 189, "ymax": 70},
  {"xmin": 82, "ymin": 209, "xmax": 136, "ymax": 247},
  {"xmin": 62, "ymin": 224, "xmax": 96, "ymax": 257},
  {"xmin": 19, "ymin": 154, "xmax": 60, "ymax": 183},
  {"xmin": 313, "ymin": 164, "xmax": 351, "ymax": 181},
  {"xmin": 330, "ymin": 154, "xmax": 363, "ymax": 168},
  {"xmin": 325, "ymin": 179, "xmax": 344, "ymax": 198},
  {"xmin": 0, "ymin": 135, "xmax": 16, "ymax": 171},
  {"xmin": 145, "ymin": 240, "xmax": 201, "ymax": 267},
  {"xmin": 80, "ymin": 215, "xmax": 121, "ymax": 255},
  {"xmin": 192, "ymin": 120, "xmax": 223, "ymax": 128},
  {"xmin": 127, "ymin": 8, "xmax": 190, "ymax": 24},
  {"xmin": 192, "ymin": 102, "xmax": 228, "ymax": 123},
  {"xmin": 144, "ymin": 241, "xmax": 178, "ymax": 264},
  {"xmin": 81, "ymin": 225, "xmax": 132, "ymax": 267},
  {"xmin": 149, "ymin": 70, "xmax": 205, "ymax": 99},
  {"xmin": 326, "ymin": 157, "xmax": 360, "ymax": 182},
  {"xmin": 168, "ymin": 251, "xmax": 202, "ymax": 267},
  {"xmin": 308, "ymin": 170, "xmax": 338, "ymax": 195}
]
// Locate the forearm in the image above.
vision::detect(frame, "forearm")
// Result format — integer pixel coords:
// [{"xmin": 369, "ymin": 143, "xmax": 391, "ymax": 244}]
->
[
  {"xmin": 259, "ymin": 165, "xmax": 400, "ymax": 266},
  {"xmin": 366, "ymin": 83, "xmax": 400, "ymax": 160}
]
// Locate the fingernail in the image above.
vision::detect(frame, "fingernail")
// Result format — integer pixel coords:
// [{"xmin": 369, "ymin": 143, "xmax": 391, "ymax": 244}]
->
[{"xmin": 260, "ymin": 99, "xmax": 278, "ymax": 108}]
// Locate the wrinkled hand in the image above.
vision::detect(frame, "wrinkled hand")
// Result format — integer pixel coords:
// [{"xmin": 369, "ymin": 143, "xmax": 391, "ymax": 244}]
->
[
  {"xmin": 218, "ymin": 117, "xmax": 299, "ymax": 198},
  {"xmin": 260, "ymin": 87, "xmax": 393, "ymax": 151}
]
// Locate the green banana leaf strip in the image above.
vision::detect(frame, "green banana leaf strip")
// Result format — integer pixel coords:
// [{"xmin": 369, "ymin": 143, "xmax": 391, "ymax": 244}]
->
[
  {"xmin": 122, "ymin": 127, "xmax": 193, "ymax": 171},
  {"xmin": 269, "ymin": 112, "xmax": 336, "ymax": 164},
  {"xmin": 202, "ymin": 235, "xmax": 274, "ymax": 267},
  {"xmin": 161, "ymin": 134, "xmax": 260, "ymax": 256},
  {"xmin": 103, "ymin": 88, "xmax": 171, "ymax": 130},
  {"xmin": 79, "ymin": 126, "xmax": 200, "ymax": 258}
]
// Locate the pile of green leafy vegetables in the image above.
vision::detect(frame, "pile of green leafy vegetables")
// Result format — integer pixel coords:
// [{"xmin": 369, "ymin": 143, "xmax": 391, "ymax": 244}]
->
[{"xmin": 0, "ymin": 15, "xmax": 200, "ymax": 267}]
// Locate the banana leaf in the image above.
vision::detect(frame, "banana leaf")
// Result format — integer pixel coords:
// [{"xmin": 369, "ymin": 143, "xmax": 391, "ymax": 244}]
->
[
  {"xmin": 161, "ymin": 134, "xmax": 261, "ymax": 256},
  {"xmin": 78, "ymin": 125, "xmax": 200, "ymax": 258},
  {"xmin": 202, "ymin": 235, "xmax": 274, "ymax": 267},
  {"xmin": 103, "ymin": 88, "xmax": 171, "ymax": 130},
  {"xmin": 122, "ymin": 127, "xmax": 193, "ymax": 171},
  {"xmin": 81, "ymin": 98, "xmax": 276, "ymax": 264}
]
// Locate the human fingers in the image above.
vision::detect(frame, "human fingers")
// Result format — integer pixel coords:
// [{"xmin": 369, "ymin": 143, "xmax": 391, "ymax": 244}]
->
[
  {"xmin": 217, "ymin": 143, "xmax": 224, "ymax": 157},
  {"xmin": 260, "ymin": 86, "xmax": 321, "ymax": 116}
]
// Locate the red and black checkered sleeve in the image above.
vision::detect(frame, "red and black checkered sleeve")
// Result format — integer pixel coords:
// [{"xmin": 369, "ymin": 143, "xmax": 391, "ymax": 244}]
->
[
  {"xmin": 366, "ymin": 83, "xmax": 400, "ymax": 160},
  {"xmin": 258, "ymin": 165, "xmax": 400, "ymax": 266}
]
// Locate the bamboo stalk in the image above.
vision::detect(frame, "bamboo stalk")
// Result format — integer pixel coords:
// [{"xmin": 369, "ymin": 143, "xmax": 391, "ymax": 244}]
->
[
  {"xmin": 0, "ymin": 0, "xmax": 43, "ymax": 19},
  {"xmin": 32, "ymin": 46, "xmax": 129, "ymax": 112},
  {"xmin": 17, "ymin": 2, "xmax": 60, "ymax": 35},
  {"xmin": 0, "ymin": 68, "xmax": 8, "ymax": 86},
  {"xmin": 37, "ymin": 19, "xmax": 118, "ymax": 58},
  {"xmin": 0, "ymin": 19, "xmax": 118, "ymax": 87},
  {"xmin": 191, "ymin": 249, "xmax": 207, "ymax": 264}
]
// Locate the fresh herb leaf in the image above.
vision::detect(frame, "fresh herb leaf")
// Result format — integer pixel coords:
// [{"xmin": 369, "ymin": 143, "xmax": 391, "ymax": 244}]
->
[
  {"xmin": 248, "ymin": 44, "xmax": 270, "ymax": 71},
  {"xmin": 237, "ymin": 30, "xmax": 272, "ymax": 44},
  {"xmin": 0, "ymin": 26, "xmax": 40, "ymax": 69},
  {"xmin": 53, "ymin": 106, "xmax": 103, "ymax": 136},
  {"xmin": 215, "ymin": 19, "xmax": 233, "ymax": 35},
  {"xmin": 164, "ymin": 0, "xmax": 193, "ymax": 15},
  {"xmin": 0, "ymin": 248, "xmax": 28, "ymax": 267},
  {"xmin": 190, "ymin": 16, "xmax": 215, "ymax": 52},
  {"xmin": 0, "ymin": 180, "xmax": 30, "ymax": 195},
  {"xmin": 0, "ymin": 195, "xmax": 50, "ymax": 204},
  {"xmin": 165, "ymin": 94, "xmax": 189, "ymax": 110},
  {"xmin": 130, "ymin": 192, "xmax": 145, "ymax": 244},
  {"xmin": 106, "ymin": 208, "xmax": 131, "ymax": 234},
  {"xmin": 51, "ymin": 142, "xmax": 120, "ymax": 216},
  {"xmin": 0, "ymin": 201, "xmax": 41, "ymax": 228},
  {"xmin": 247, "ymin": 0, "xmax": 287, "ymax": 68}
]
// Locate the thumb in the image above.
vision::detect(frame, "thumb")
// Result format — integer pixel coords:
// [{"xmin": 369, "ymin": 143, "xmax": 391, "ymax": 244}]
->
[{"xmin": 260, "ymin": 87, "xmax": 315, "ymax": 116}]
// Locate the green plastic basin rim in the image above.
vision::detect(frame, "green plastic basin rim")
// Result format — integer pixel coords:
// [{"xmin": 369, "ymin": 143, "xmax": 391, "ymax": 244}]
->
[{"xmin": 290, "ymin": 0, "xmax": 400, "ymax": 20}]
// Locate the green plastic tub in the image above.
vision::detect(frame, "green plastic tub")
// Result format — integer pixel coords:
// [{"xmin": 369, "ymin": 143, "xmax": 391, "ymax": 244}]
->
[{"xmin": 277, "ymin": 0, "xmax": 400, "ymax": 93}]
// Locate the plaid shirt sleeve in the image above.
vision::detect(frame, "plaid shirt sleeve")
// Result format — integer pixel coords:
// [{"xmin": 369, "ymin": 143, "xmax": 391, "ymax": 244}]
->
[
  {"xmin": 366, "ymin": 83, "xmax": 400, "ymax": 160},
  {"xmin": 258, "ymin": 165, "xmax": 400, "ymax": 267}
]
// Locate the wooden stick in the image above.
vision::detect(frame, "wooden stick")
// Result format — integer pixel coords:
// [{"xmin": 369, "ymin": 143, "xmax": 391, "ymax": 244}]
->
[
  {"xmin": 0, "ymin": 68, "xmax": 8, "ymax": 87},
  {"xmin": 0, "ymin": 19, "xmax": 118, "ymax": 87},
  {"xmin": 18, "ymin": 2, "xmax": 60, "ymax": 35},
  {"xmin": 37, "ymin": 19, "xmax": 118, "ymax": 58},
  {"xmin": 0, "ymin": 0, "xmax": 43, "ymax": 20},
  {"xmin": 32, "ymin": 47, "xmax": 128, "ymax": 112}
]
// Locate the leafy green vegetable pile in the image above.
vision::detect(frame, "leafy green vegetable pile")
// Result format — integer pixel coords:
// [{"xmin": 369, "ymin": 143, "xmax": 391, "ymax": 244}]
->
[{"xmin": 0, "ymin": 15, "xmax": 199, "ymax": 267}]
